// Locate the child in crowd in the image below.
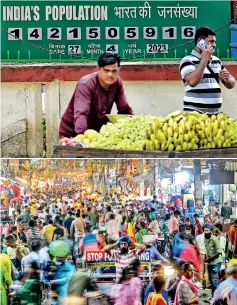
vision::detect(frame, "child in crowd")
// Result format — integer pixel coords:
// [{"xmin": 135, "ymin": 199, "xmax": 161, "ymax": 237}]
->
[
  {"xmin": 145, "ymin": 275, "xmax": 167, "ymax": 305},
  {"xmin": 144, "ymin": 264, "xmax": 169, "ymax": 305}
]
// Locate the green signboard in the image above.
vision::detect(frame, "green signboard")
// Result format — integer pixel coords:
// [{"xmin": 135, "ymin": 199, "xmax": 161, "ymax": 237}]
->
[{"xmin": 1, "ymin": 0, "xmax": 232, "ymax": 62}]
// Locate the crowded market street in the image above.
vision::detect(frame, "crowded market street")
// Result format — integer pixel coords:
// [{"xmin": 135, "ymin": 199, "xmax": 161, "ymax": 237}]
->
[
  {"xmin": 1, "ymin": 1, "xmax": 237, "ymax": 305},
  {"xmin": 0, "ymin": 159, "xmax": 237, "ymax": 305}
]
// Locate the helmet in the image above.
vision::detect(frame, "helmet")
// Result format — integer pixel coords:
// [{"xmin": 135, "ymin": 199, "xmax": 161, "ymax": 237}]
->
[{"xmin": 48, "ymin": 240, "xmax": 69, "ymax": 257}]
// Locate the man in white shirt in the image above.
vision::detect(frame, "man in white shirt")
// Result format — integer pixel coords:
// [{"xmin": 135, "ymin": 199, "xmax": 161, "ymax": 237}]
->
[
  {"xmin": 180, "ymin": 26, "xmax": 235, "ymax": 114},
  {"xmin": 211, "ymin": 263, "xmax": 237, "ymax": 305},
  {"xmin": 116, "ymin": 211, "xmax": 123, "ymax": 228},
  {"xmin": 38, "ymin": 207, "xmax": 48, "ymax": 222},
  {"xmin": 56, "ymin": 200, "xmax": 63, "ymax": 211},
  {"xmin": 106, "ymin": 214, "xmax": 120, "ymax": 243},
  {"xmin": 21, "ymin": 240, "xmax": 43, "ymax": 272}
]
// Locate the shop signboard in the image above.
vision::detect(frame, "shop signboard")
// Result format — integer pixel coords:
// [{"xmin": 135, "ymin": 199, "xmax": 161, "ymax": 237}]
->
[
  {"xmin": 85, "ymin": 250, "xmax": 151, "ymax": 266},
  {"xmin": 1, "ymin": 0, "xmax": 231, "ymax": 62},
  {"xmin": 0, "ymin": 204, "xmax": 9, "ymax": 212},
  {"xmin": 210, "ymin": 169, "xmax": 236, "ymax": 185},
  {"xmin": 0, "ymin": 199, "xmax": 9, "ymax": 213}
]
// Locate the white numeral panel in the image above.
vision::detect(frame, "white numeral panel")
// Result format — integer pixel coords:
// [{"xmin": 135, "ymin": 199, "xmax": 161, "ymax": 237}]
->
[
  {"xmin": 147, "ymin": 44, "xmax": 168, "ymax": 54},
  {"xmin": 181, "ymin": 26, "xmax": 196, "ymax": 39},
  {"xmin": 143, "ymin": 27, "xmax": 158, "ymax": 39},
  {"xmin": 105, "ymin": 27, "xmax": 120, "ymax": 40},
  {"xmin": 8, "ymin": 28, "xmax": 23, "ymax": 40},
  {"xmin": 124, "ymin": 27, "xmax": 139, "ymax": 40},
  {"xmin": 162, "ymin": 27, "xmax": 177, "ymax": 39},
  {"xmin": 68, "ymin": 45, "xmax": 81, "ymax": 54},
  {"xmin": 67, "ymin": 28, "xmax": 81, "ymax": 40},
  {"xmin": 47, "ymin": 28, "xmax": 61, "ymax": 40},
  {"xmin": 86, "ymin": 27, "xmax": 100, "ymax": 40},
  {"xmin": 28, "ymin": 28, "xmax": 42, "ymax": 40},
  {"xmin": 106, "ymin": 44, "xmax": 119, "ymax": 53},
  {"xmin": 7, "ymin": 26, "xmax": 197, "ymax": 43}
]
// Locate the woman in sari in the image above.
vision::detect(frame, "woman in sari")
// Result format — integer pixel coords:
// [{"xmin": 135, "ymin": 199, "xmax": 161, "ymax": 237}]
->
[{"xmin": 174, "ymin": 262, "xmax": 199, "ymax": 305}]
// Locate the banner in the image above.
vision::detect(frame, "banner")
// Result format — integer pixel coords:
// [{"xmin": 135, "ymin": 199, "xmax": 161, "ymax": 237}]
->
[
  {"xmin": 85, "ymin": 250, "xmax": 151, "ymax": 266},
  {"xmin": 1, "ymin": 0, "xmax": 231, "ymax": 61}
]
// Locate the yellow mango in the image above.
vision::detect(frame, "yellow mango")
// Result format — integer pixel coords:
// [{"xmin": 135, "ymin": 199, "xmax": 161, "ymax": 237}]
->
[
  {"xmin": 74, "ymin": 134, "xmax": 85, "ymax": 141},
  {"xmin": 84, "ymin": 129, "xmax": 99, "ymax": 140}
]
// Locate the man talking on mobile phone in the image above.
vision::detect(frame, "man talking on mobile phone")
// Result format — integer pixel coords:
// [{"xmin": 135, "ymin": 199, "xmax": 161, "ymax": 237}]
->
[{"xmin": 179, "ymin": 26, "xmax": 235, "ymax": 114}]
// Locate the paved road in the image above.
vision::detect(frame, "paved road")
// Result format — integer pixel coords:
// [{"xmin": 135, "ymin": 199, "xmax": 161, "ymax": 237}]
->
[{"xmin": 199, "ymin": 289, "xmax": 213, "ymax": 305}]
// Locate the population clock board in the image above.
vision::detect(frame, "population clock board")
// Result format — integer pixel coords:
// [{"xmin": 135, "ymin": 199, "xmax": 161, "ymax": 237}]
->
[{"xmin": 1, "ymin": 0, "xmax": 232, "ymax": 62}]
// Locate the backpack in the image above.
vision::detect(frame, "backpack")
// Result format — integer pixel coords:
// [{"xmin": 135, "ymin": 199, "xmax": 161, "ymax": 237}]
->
[
  {"xmin": 225, "ymin": 238, "xmax": 235, "ymax": 260},
  {"xmin": 16, "ymin": 243, "xmax": 31, "ymax": 261},
  {"xmin": 147, "ymin": 293, "xmax": 163, "ymax": 305}
]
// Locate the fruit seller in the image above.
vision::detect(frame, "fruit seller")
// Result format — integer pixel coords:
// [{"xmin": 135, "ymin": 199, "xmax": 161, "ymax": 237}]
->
[
  {"xmin": 59, "ymin": 53, "xmax": 134, "ymax": 138},
  {"xmin": 179, "ymin": 26, "xmax": 235, "ymax": 114}
]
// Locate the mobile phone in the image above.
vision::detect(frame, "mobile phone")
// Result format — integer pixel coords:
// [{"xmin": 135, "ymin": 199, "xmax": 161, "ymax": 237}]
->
[{"xmin": 197, "ymin": 39, "xmax": 209, "ymax": 51}]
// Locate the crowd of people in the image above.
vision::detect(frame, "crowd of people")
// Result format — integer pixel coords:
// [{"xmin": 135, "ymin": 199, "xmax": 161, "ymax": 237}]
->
[{"xmin": 1, "ymin": 187, "xmax": 237, "ymax": 305}]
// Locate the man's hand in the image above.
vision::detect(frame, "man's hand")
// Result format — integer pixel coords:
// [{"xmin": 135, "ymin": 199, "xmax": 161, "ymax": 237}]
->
[
  {"xmin": 132, "ymin": 241, "xmax": 146, "ymax": 253},
  {"xmin": 50, "ymin": 280, "xmax": 55, "ymax": 285},
  {"xmin": 201, "ymin": 46, "xmax": 213, "ymax": 62},
  {"xmin": 219, "ymin": 69, "xmax": 230, "ymax": 83}
]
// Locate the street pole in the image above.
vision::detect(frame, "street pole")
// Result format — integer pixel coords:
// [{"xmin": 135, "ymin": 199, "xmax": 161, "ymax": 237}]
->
[
  {"xmin": 103, "ymin": 164, "xmax": 108, "ymax": 196},
  {"xmin": 153, "ymin": 160, "xmax": 160, "ymax": 196},
  {"xmin": 194, "ymin": 159, "xmax": 202, "ymax": 208},
  {"xmin": 115, "ymin": 159, "xmax": 118, "ymax": 187},
  {"xmin": 139, "ymin": 160, "xmax": 145, "ymax": 196}
]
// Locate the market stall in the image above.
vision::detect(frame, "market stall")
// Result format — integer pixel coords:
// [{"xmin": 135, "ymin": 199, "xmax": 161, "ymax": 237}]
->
[
  {"xmin": 53, "ymin": 146, "xmax": 237, "ymax": 158},
  {"xmin": 0, "ymin": 177, "xmax": 21, "ymax": 209},
  {"xmin": 54, "ymin": 111, "xmax": 237, "ymax": 158}
]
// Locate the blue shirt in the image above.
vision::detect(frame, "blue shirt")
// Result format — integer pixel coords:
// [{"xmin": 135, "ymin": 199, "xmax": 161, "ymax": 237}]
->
[
  {"xmin": 1, "ymin": 245, "xmax": 8, "ymax": 254},
  {"xmin": 144, "ymin": 282, "xmax": 168, "ymax": 305},
  {"xmin": 211, "ymin": 277, "xmax": 237, "ymax": 305},
  {"xmin": 150, "ymin": 245, "xmax": 166, "ymax": 262},
  {"xmin": 54, "ymin": 262, "xmax": 76, "ymax": 297},
  {"xmin": 150, "ymin": 212, "xmax": 157, "ymax": 220}
]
